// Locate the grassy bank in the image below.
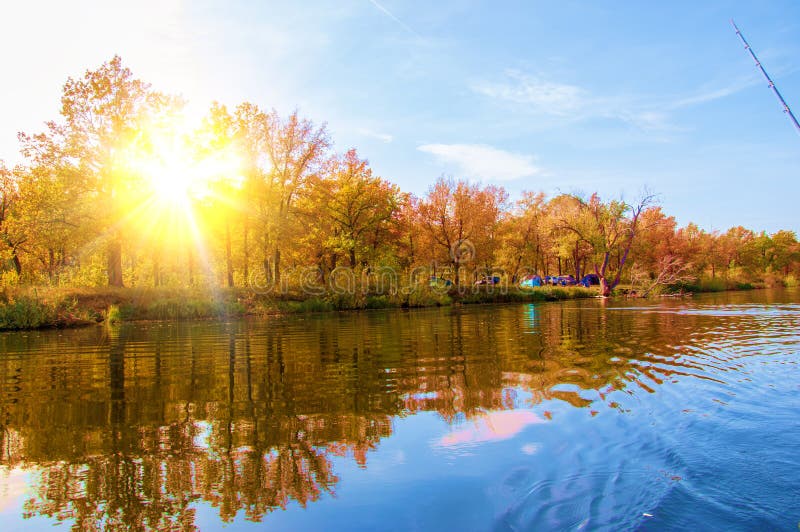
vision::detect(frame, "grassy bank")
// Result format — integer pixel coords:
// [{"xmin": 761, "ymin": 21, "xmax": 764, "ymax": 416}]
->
[
  {"xmin": 0, "ymin": 285, "xmax": 597, "ymax": 331},
  {"xmin": 0, "ymin": 286, "xmax": 249, "ymax": 330},
  {"xmin": 4, "ymin": 275, "xmax": 796, "ymax": 330},
  {"xmin": 669, "ymin": 278, "xmax": 758, "ymax": 293},
  {"xmin": 665, "ymin": 272, "xmax": 800, "ymax": 294}
]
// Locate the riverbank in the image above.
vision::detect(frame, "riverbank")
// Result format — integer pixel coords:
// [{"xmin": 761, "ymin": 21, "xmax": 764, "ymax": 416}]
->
[
  {"xmin": 1, "ymin": 278, "xmax": 787, "ymax": 331},
  {"xmin": 0, "ymin": 285, "xmax": 600, "ymax": 331}
]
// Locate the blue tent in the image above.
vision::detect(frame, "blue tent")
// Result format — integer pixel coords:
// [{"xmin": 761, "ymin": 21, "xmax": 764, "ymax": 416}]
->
[{"xmin": 519, "ymin": 275, "xmax": 543, "ymax": 288}]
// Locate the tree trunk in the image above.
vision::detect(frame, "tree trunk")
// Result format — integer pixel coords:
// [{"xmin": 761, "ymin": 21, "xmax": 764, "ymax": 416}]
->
[
  {"xmin": 243, "ymin": 222, "xmax": 249, "ymax": 282},
  {"xmin": 600, "ymin": 277, "xmax": 612, "ymax": 297},
  {"xmin": 225, "ymin": 221, "xmax": 234, "ymax": 288},
  {"xmin": 513, "ymin": 254, "xmax": 523, "ymax": 283},
  {"xmin": 11, "ymin": 251, "xmax": 21, "ymax": 276},
  {"xmin": 273, "ymin": 248, "xmax": 281, "ymax": 284},
  {"xmin": 263, "ymin": 258, "xmax": 271, "ymax": 282},
  {"xmin": 107, "ymin": 240, "xmax": 124, "ymax": 287},
  {"xmin": 48, "ymin": 248, "xmax": 55, "ymax": 281},
  {"xmin": 188, "ymin": 248, "xmax": 194, "ymax": 286},
  {"xmin": 153, "ymin": 254, "xmax": 160, "ymax": 287},
  {"xmin": 349, "ymin": 247, "xmax": 356, "ymax": 268}
]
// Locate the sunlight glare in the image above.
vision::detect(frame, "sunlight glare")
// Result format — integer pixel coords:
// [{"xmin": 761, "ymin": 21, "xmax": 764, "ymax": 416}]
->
[
  {"xmin": 146, "ymin": 151, "xmax": 196, "ymax": 208},
  {"xmin": 129, "ymin": 124, "xmax": 244, "ymax": 209},
  {"xmin": 118, "ymin": 116, "xmax": 246, "ymax": 254}
]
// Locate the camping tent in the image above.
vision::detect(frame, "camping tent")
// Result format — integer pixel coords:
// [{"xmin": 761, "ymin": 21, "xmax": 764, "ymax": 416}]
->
[{"xmin": 519, "ymin": 275, "xmax": 543, "ymax": 288}]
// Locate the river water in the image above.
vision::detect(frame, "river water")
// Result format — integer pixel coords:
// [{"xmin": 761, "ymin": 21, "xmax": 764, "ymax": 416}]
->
[{"xmin": 0, "ymin": 289, "xmax": 798, "ymax": 530}]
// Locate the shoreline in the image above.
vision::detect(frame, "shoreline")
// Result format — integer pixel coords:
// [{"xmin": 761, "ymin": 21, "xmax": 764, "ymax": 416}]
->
[
  {"xmin": 0, "ymin": 285, "xmax": 594, "ymax": 331},
  {"xmin": 0, "ymin": 282, "xmax": 771, "ymax": 332}
]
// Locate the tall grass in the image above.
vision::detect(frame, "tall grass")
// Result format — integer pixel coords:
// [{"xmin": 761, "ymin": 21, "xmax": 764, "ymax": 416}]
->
[
  {"xmin": 277, "ymin": 297, "xmax": 333, "ymax": 313},
  {"xmin": 0, "ymin": 284, "xmax": 599, "ymax": 330},
  {"xmin": 458, "ymin": 286, "xmax": 595, "ymax": 304},
  {"xmin": 672, "ymin": 277, "xmax": 756, "ymax": 293},
  {"xmin": 0, "ymin": 296, "xmax": 54, "ymax": 329},
  {"xmin": 0, "ymin": 292, "xmax": 100, "ymax": 330}
]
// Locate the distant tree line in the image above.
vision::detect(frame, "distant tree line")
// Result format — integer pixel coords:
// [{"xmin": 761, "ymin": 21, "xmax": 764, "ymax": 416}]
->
[{"xmin": 0, "ymin": 57, "xmax": 798, "ymax": 296}]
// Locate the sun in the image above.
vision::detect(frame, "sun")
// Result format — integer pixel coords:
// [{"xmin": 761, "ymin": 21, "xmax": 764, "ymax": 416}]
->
[
  {"xmin": 119, "ymin": 115, "xmax": 246, "ymax": 252},
  {"xmin": 129, "ymin": 128, "xmax": 202, "ymax": 210},
  {"xmin": 144, "ymin": 149, "xmax": 198, "ymax": 209},
  {"xmin": 127, "ymin": 122, "xmax": 244, "ymax": 211}
]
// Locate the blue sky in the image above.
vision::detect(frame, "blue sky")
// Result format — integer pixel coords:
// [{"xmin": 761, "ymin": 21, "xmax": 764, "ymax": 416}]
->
[{"xmin": 1, "ymin": 0, "xmax": 798, "ymax": 232}]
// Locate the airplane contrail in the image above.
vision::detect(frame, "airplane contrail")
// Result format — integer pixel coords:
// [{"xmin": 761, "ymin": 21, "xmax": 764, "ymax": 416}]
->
[{"xmin": 366, "ymin": 0, "xmax": 422, "ymax": 38}]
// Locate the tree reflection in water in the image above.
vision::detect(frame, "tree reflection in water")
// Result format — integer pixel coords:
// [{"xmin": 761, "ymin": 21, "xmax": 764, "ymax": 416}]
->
[{"xmin": 0, "ymin": 297, "xmax": 760, "ymax": 529}]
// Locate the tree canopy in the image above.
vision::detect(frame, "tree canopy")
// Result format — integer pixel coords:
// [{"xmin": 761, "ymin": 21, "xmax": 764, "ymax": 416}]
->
[{"xmin": 2, "ymin": 56, "xmax": 798, "ymax": 293}]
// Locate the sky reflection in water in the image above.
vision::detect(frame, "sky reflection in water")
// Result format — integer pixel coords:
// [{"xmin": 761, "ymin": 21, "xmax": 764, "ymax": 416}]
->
[{"xmin": 0, "ymin": 289, "xmax": 798, "ymax": 530}]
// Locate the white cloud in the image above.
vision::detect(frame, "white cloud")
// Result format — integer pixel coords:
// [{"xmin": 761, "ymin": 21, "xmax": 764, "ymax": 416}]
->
[
  {"xmin": 358, "ymin": 128, "xmax": 394, "ymax": 143},
  {"xmin": 418, "ymin": 143, "xmax": 541, "ymax": 181},
  {"xmin": 472, "ymin": 69, "xmax": 762, "ymax": 134},
  {"xmin": 617, "ymin": 110, "xmax": 673, "ymax": 132},
  {"xmin": 665, "ymin": 76, "xmax": 761, "ymax": 110},
  {"xmin": 471, "ymin": 71, "xmax": 585, "ymax": 116}
]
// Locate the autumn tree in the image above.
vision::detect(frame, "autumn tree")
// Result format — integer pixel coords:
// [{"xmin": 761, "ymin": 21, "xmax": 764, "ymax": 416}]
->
[
  {"xmin": 18, "ymin": 56, "xmax": 177, "ymax": 286},
  {"xmin": 14, "ymin": 167, "xmax": 71, "ymax": 281},
  {"xmin": 312, "ymin": 149, "xmax": 401, "ymax": 268},
  {"xmin": 263, "ymin": 110, "xmax": 330, "ymax": 283},
  {"xmin": 547, "ymin": 194, "xmax": 593, "ymax": 278},
  {"xmin": 196, "ymin": 103, "xmax": 242, "ymax": 287},
  {"xmin": 392, "ymin": 195, "xmax": 421, "ymax": 271},
  {"xmin": 417, "ymin": 177, "xmax": 507, "ymax": 286},
  {"xmin": 3, "ymin": 57, "xmax": 800, "ymax": 292},
  {"xmin": 0, "ymin": 162, "xmax": 22, "ymax": 275},
  {"xmin": 766, "ymin": 230, "xmax": 800, "ymax": 276},
  {"xmin": 556, "ymin": 193, "xmax": 653, "ymax": 296},
  {"xmin": 497, "ymin": 191, "xmax": 548, "ymax": 281},
  {"xmin": 231, "ymin": 102, "xmax": 271, "ymax": 283},
  {"xmin": 198, "ymin": 101, "xmax": 281, "ymax": 286}
]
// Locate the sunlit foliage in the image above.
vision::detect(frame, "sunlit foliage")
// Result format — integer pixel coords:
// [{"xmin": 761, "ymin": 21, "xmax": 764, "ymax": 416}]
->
[{"xmin": 1, "ymin": 57, "xmax": 798, "ymax": 292}]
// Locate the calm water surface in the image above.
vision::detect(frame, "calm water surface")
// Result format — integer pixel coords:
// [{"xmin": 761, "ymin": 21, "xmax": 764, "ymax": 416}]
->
[{"xmin": 0, "ymin": 290, "xmax": 798, "ymax": 531}]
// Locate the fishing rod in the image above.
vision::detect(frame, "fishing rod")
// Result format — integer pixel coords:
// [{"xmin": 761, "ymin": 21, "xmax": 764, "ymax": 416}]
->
[{"xmin": 731, "ymin": 19, "xmax": 800, "ymax": 136}]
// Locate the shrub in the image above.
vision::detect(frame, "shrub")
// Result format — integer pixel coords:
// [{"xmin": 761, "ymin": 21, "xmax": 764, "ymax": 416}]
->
[
  {"xmin": 0, "ymin": 270, "xmax": 20, "ymax": 289},
  {"xmin": 458, "ymin": 286, "xmax": 595, "ymax": 304},
  {"xmin": 0, "ymin": 296, "xmax": 54, "ymax": 330},
  {"xmin": 365, "ymin": 295, "xmax": 391, "ymax": 309},
  {"xmin": 325, "ymin": 291, "xmax": 366, "ymax": 310},
  {"xmin": 281, "ymin": 297, "xmax": 333, "ymax": 313},
  {"xmin": 106, "ymin": 301, "xmax": 137, "ymax": 323},
  {"xmin": 404, "ymin": 284, "xmax": 451, "ymax": 307}
]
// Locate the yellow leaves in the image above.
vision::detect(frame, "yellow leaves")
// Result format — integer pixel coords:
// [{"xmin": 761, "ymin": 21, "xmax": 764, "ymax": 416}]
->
[
  {"xmin": 416, "ymin": 177, "xmax": 507, "ymax": 271},
  {"xmin": 8, "ymin": 56, "xmax": 799, "ymax": 289},
  {"xmin": 298, "ymin": 148, "xmax": 402, "ymax": 267}
]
